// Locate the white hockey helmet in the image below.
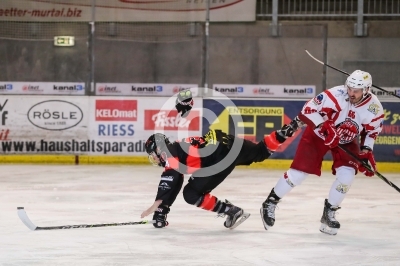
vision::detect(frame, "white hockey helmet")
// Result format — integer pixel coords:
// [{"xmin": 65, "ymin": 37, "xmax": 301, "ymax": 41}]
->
[{"xmin": 345, "ymin": 70, "xmax": 372, "ymax": 93}]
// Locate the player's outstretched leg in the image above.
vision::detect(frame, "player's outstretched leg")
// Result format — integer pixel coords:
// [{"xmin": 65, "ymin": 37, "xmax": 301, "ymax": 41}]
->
[
  {"xmin": 260, "ymin": 188, "xmax": 280, "ymax": 230},
  {"xmin": 223, "ymin": 200, "xmax": 250, "ymax": 230},
  {"xmin": 319, "ymin": 199, "xmax": 341, "ymax": 235}
]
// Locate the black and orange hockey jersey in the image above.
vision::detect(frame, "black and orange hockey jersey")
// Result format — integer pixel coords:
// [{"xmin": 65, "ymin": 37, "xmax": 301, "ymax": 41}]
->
[{"xmin": 154, "ymin": 130, "xmax": 271, "ymax": 206}]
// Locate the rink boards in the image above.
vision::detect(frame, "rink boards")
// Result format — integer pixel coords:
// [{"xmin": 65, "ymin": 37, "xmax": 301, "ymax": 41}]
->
[{"xmin": 0, "ymin": 95, "xmax": 399, "ymax": 171}]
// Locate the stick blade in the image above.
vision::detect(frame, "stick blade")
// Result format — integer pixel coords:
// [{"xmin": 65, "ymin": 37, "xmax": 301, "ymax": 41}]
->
[{"xmin": 17, "ymin": 207, "xmax": 37, "ymax": 231}]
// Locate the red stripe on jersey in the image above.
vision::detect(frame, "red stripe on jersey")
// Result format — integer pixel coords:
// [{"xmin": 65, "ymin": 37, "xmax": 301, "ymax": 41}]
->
[
  {"xmin": 187, "ymin": 145, "xmax": 201, "ymax": 174},
  {"xmin": 361, "ymin": 115, "xmax": 384, "ymax": 132},
  {"xmin": 362, "ymin": 124, "xmax": 375, "ymax": 131},
  {"xmin": 325, "ymin": 90, "xmax": 342, "ymax": 112},
  {"xmin": 165, "ymin": 157, "xmax": 179, "ymax": 171},
  {"xmin": 371, "ymin": 114, "xmax": 384, "ymax": 122},
  {"xmin": 321, "ymin": 107, "xmax": 336, "ymax": 118},
  {"xmin": 298, "ymin": 113, "xmax": 321, "ymax": 128},
  {"xmin": 331, "ymin": 111, "xmax": 340, "ymax": 123},
  {"xmin": 199, "ymin": 193, "xmax": 217, "ymax": 211},
  {"xmin": 355, "ymin": 94, "xmax": 372, "ymax": 108}
]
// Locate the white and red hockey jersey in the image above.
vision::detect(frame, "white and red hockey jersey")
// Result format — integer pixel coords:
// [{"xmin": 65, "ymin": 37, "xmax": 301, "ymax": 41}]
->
[{"xmin": 298, "ymin": 86, "xmax": 384, "ymax": 150}]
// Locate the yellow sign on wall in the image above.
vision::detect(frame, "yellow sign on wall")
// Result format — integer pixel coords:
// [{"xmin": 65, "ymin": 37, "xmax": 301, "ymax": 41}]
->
[{"xmin": 54, "ymin": 36, "xmax": 75, "ymax": 47}]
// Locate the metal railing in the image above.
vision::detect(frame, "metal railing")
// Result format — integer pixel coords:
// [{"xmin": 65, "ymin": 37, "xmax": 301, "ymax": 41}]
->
[
  {"xmin": 257, "ymin": 0, "xmax": 400, "ymax": 19},
  {"xmin": 257, "ymin": 0, "xmax": 400, "ymax": 36}
]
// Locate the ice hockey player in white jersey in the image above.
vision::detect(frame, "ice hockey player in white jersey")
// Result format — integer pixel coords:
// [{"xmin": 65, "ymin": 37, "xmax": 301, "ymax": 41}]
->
[{"xmin": 260, "ymin": 70, "xmax": 384, "ymax": 235}]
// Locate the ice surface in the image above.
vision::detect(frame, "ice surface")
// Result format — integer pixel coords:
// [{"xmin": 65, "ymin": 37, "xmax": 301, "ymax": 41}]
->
[{"xmin": 0, "ymin": 165, "xmax": 399, "ymax": 266}]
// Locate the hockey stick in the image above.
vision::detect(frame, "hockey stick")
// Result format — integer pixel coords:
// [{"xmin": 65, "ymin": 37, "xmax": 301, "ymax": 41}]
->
[
  {"xmin": 305, "ymin": 50, "xmax": 400, "ymax": 100},
  {"xmin": 17, "ymin": 207, "xmax": 155, "ymax": 231},
  {"xmin": 337, "ymin": 146, "xmax": 400, "ymax": 193}
]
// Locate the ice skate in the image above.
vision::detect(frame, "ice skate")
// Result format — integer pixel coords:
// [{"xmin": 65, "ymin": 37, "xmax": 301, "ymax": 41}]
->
[
  {"xmin": 222, "ymin": 200, "xmax": 250, "ymax": 230},
  {"xmin": 319, "ymin": 199, "xmax": 341, "ymax": 235},
  {"xmin": 260, "ymin": 189, "xmax": 280, "ymax": 230}
]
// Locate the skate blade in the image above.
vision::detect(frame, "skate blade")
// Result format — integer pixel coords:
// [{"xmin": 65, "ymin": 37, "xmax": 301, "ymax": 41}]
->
[
  {"xmin": 259, "ymin": 208, "xmax": 272, "ymax": 230},
  {"xmin": 229, "ymin": 212, "xmax": 250, "ymax": 230},
  {"xmin": 319, "ymin": 223, "xmax": 338, "ymax": 235}
]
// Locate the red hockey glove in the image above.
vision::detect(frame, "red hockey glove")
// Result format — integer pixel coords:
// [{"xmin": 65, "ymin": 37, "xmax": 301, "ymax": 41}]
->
[
  {"xmin": 318, "ymin": 120, "xmax": 340, "ymax": 148},
  {"xmin": 358, "ymin": 151, "xmax": 376, "ymax": 177},
  {"xmin": 264, "ymin": 131, "xmax": 282, "ymax": 152}
]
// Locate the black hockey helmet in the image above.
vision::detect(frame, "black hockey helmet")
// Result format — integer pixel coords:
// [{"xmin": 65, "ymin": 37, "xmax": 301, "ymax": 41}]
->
[{"xmin": 145, "ymin": 133, "xmax": 171, "ymax": 167}]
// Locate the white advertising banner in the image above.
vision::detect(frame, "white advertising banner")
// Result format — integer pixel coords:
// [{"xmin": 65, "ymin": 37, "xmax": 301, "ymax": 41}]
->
[
  {"xmin": 372, "ymin": 87, "xmax": 400, "ymax": 102},
  {"xmin": 0, "ymin": 96, "xmax": 88, "ymax": 154},
  {"xmin": 0, "ymin": 82, "xmax": 85, "ymax": 95},
  {"xmin": 212, "ymin": 84, "xmax": 316, "ymax": 99},
  {"xmin": 96, "ymin": 83, "xmax": 199, "ymax": 97},
  {"xmin": 0, "ymin": 95, "xmax": 203, "ymax": 155},
  {"xmin": 88, "ymin": 97, "xmax": 203, "ymax": 155},
  {"xmin": 0, "ymin": 0, "xmax": 256, "ymax": 22}
]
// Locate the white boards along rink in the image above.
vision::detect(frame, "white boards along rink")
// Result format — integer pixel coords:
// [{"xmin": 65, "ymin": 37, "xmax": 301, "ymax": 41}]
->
[{"xmin": 0, "ymin": 95, "xmax": 203, "ymax": 156}]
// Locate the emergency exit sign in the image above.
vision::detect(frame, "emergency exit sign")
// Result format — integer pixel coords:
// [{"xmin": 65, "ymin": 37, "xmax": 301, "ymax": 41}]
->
[{"xmin": 54, "ymin": 36, "xmax": 75, "ymax": 47}]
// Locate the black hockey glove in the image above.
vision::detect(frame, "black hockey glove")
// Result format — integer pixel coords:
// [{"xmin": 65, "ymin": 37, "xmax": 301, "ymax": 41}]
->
[
  {"xmin": 175, "ymin": 90, "xmax": 193, "ymax": 117},
  {"xmin": 153, "ymin": 205, "xmax": 170, "ymax": 228},
  {"xmin": 204, "ymin": 129, "xmax": 234, "ymax": 149},
  {"xmin": 216, "ymin": 130, "xmax": 234, "ymax": 150},
  {"xmin": 276, "ymin": 116, "xmax": 304, "ymax": 139}
]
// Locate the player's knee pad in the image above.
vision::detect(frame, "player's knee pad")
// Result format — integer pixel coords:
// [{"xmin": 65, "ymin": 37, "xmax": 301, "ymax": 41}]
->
[
  {"xmin": 182, "ymin": 186, "xmax": 222, "ymax": 212},
  {"xmin": 182, "ymin": 184, "xmax": 201, "ymax": 205},
  {"xmin": 333, "ymin": 166, "xmax": 355, "ymax": 194},
  {"xmin": 285, "ymin": 168, "xmax": 308, "ymax": 187}
]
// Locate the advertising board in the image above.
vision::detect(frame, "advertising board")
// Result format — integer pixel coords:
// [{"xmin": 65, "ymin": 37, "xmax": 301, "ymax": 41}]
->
[
  {"xmin": 203, "ymin": 99, "xmax": 400, "ymax": 162},
  {"xmin": 0, "ymin": 96, "xmax": 203, "ymax": 155},
  {"xmin": 96, "ymin": 83, "xmax": 199, "ymax": 97},
  {"xmin": 212, "ymin": 84, "xmax": 316, "ymax": 99},
  {"xmin": 0, "ymin": 0, "xmax": 256, "ymax": 22},
  {"xmin": 0, "ymin": 82, "xmax": 85, "ymax": 95}
]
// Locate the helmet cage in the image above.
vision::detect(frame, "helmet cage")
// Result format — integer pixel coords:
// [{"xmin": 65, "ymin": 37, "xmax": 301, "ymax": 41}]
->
[
  {"xmin": 148, "ymin": 151, "xmax": 163, "ymax": 167},
  {"xmin": 145, "ymin": 133, "xmax": 170, "ymax": 167}
]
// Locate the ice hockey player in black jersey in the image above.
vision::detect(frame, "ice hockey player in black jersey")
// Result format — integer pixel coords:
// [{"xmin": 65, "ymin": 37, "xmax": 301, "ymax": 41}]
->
[{"xmin": 140, "ymin": 126, "xmax": 294, "ymax": 230}]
